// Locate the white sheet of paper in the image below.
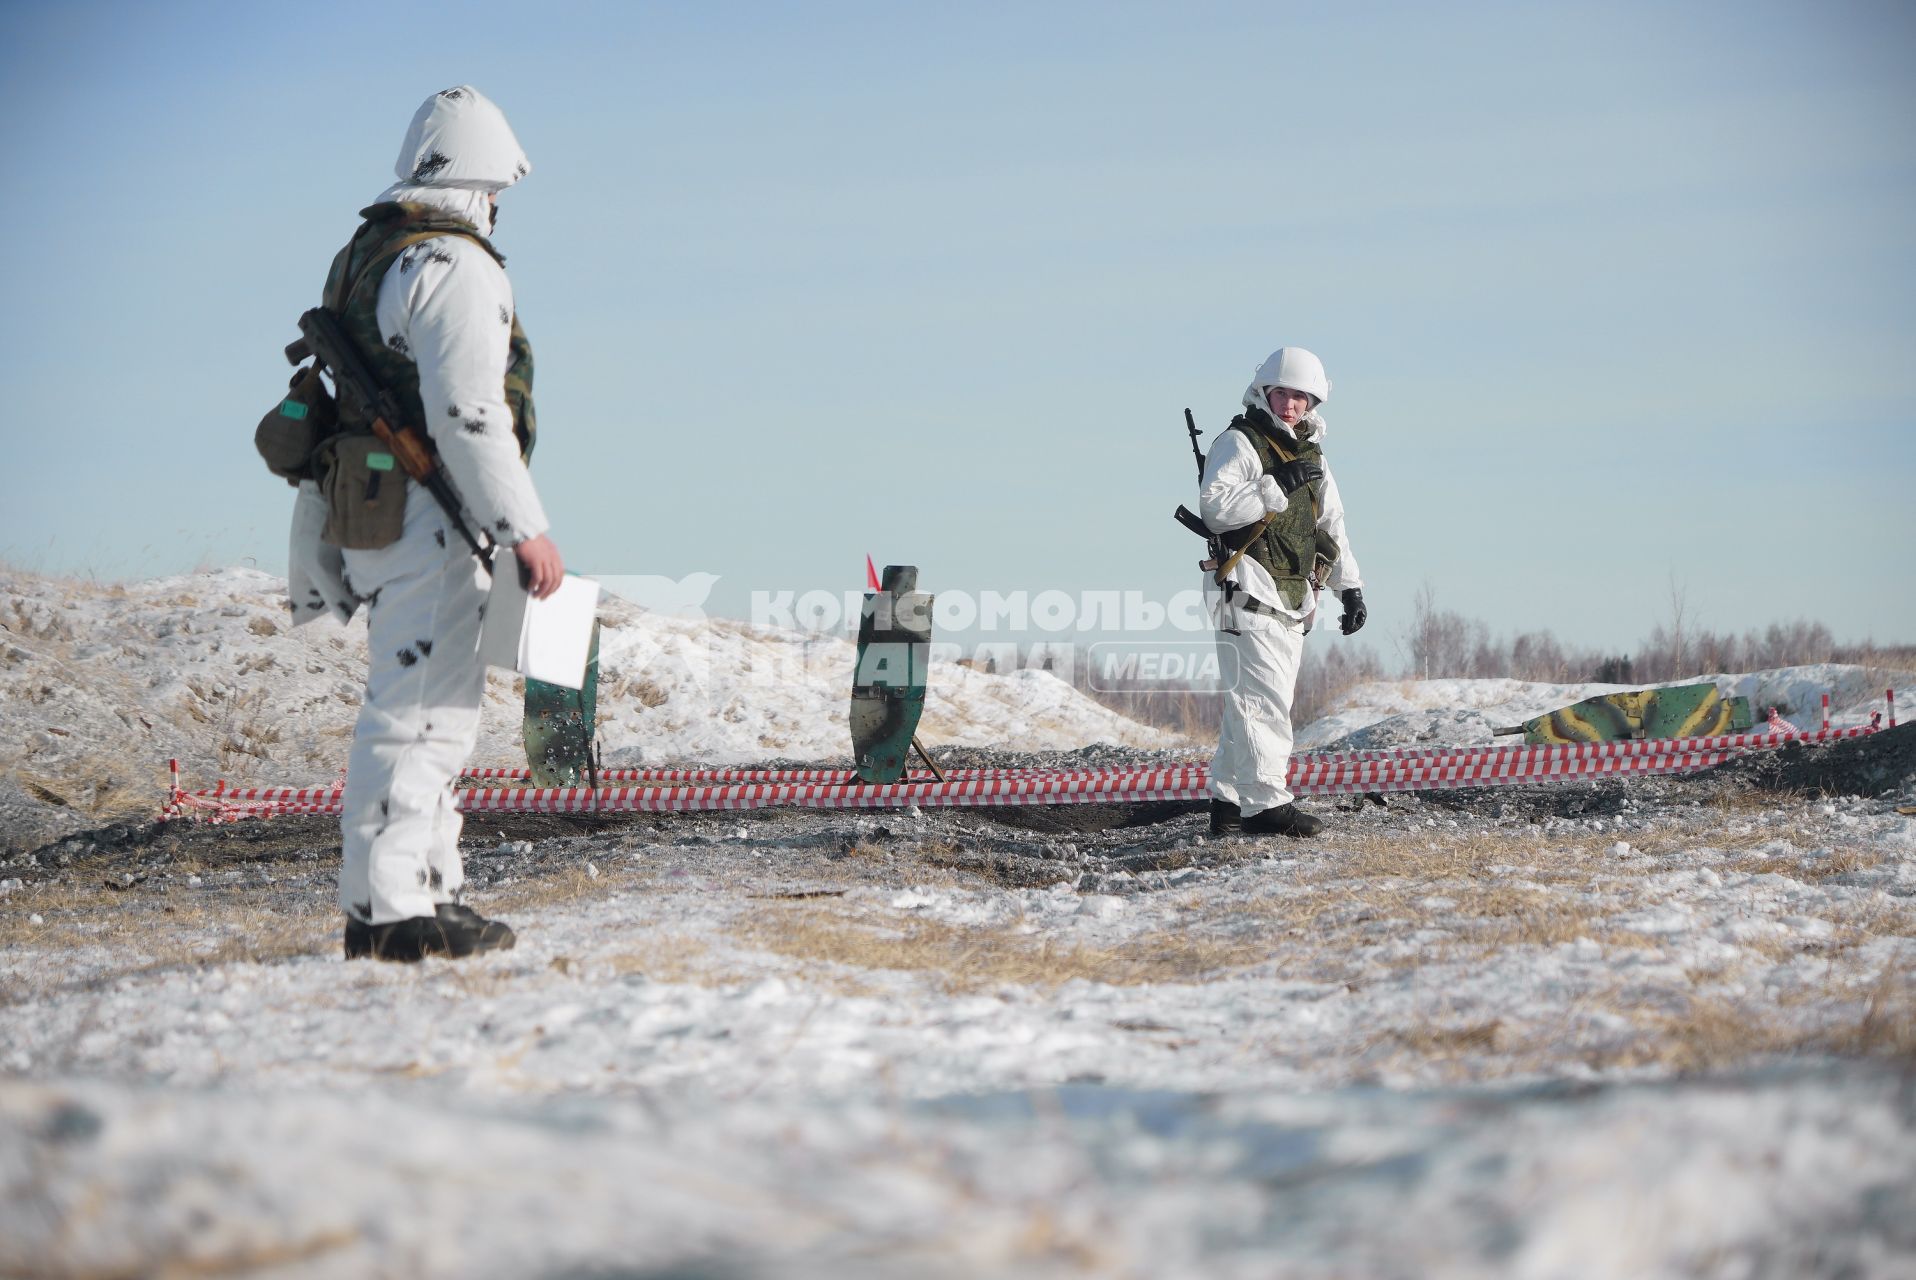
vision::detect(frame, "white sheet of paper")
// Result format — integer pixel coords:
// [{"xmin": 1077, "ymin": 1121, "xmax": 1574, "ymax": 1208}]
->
[{"xmin": 479, "ymin": 564, "xmax": 600, "ymax": 689}]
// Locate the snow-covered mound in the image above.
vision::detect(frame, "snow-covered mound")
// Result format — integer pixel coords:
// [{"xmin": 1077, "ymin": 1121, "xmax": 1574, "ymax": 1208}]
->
[
  {"xmin": 1298, "ymin": 666, "xmax": 1907, "ymax": 752},
  {"xmin": 0, "ymin": 568, "xmax": 1178, "ymax": 829},
  {"xmin": 589, "ymin": 603, "xmax": 1181, "ymax": 768}
]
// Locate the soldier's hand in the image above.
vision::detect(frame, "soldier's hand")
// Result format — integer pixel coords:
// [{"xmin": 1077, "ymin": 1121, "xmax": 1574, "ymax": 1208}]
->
[
  {"xmin": 1339, "ymin": 588, "xmax": 1366, "ymax": 635},
  {"xmin": 1273, "ymin": 459, "xmax": 1323, "ymax": 495},
  {"xmin": 513, "ymin": 534, "xmax": 564, "ymax": 600}
]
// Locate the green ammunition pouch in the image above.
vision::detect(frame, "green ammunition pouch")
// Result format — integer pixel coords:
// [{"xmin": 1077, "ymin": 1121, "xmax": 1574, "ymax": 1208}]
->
[
  {"xmin": 255, "ymin": 364, "xmax": 337, "ymax": 485},
  {"xmin": 1229, "ymin": 413, "xmax": 1338, "ymax": 611},
  {"xmin": 1312, "ymin": 527, "xmax": 1341, "ymax": 582},
  {"xmin": 315, "ymin": 433, "xmax": 408, "ymax": 550}
]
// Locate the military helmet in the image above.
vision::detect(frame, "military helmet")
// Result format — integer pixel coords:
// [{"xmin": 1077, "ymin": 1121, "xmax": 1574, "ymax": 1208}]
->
[{"xmin": 1252, "ymin": 347, "xmax": 1331, "ymax": 406}]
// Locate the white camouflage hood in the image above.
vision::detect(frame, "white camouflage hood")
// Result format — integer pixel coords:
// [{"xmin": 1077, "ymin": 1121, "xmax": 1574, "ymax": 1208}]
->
[
  {"xmin": 375, "ymin": 86, "xmax": 530, "ymax": 232},
  {"xmin": 394, "ymin": 86, "xmax": 530, "ymax": 192}
]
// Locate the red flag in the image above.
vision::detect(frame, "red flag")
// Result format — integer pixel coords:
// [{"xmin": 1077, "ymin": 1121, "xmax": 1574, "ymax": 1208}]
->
[{"xmin": 865, "ymin": 555, "xmax": 881, "ymax": 591}]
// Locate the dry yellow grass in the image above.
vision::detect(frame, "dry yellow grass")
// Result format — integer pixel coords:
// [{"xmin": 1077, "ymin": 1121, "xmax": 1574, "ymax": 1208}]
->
[
  {"xmin": 1816, "ymin": 897, "xmax": 1916, "ymax": 951},
  {"xmin": 1215, "ymin": 823, "xmax": 1677, "ymax": 963},
  {"xmin": 1628, "ymin": 970, "xmax": 1916, "ymax": 1071},
  {"xmin": 738, "ymin": 903, "xmax": 1280, "ymax": 994},
  {"xmin": 486, "ymin": 863, "xmax": 647, "ymax": 913},
  {"xmin": 1735, "ymin": 843, "xmax": 1888, "ymax": 882},
  {"xmin": 1, "ymin": 881, "xmax": 336, "ymax": 1002},
  {"xmin": 1303, "ymin": 823, "xmax": 1658, "ymax": 890},
  {"xmin": 1374, "ymin": 1017, "xmax": 1507, "ymax": 1057},
  {"xmin": 1352, "ymin": 959, "xmax": 1916, "ymax": 1082},
  {"xmin": 1731, "ymin": 929, "xmax": 1804, "ymax": 963},
  {"xmin": 1321, "ymin": 827, "xmax": 1526, "ymax": 883},
  {"xmin": 8, "ymin": 749, "xmax": 170, "ymax": 827},
  {"xmin": 1807, "ymin": 846, "xmax": 1886, "ymax": 878},
  {"xmin": 1637, "ymin": 995, "xmax": 1804, "ymax": 1073},
  {"xmin": 602, "ymin": 933, "xmax": 744, "ymax": 986},
  {"xmin": 1827, "ymin": 965, "xmax": 1916, "ymax": 1059}
]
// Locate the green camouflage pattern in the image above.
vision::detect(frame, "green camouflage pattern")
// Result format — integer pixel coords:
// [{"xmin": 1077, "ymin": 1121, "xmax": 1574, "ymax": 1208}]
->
[
  {"xmin": 324, "ymin": 203, "xmax": 535, "ymax": 462},
  {"xmin": 1520, "ymin": 683, "xmax": 1755, "ymax": 745},
  {"xmin": 1227, "ymin": 414, "xmax": 1335, "ymax": 611},
  {"xmin": 850, "ymin": 566, "xmax": 933, "ymax": 784},
  {"xmin": 523, "ymin": 620, "xmax": 600, "ymax": 784},
  {"xmin": 505, "ymin": 313, "xmax": 535, "ymax": 464}
]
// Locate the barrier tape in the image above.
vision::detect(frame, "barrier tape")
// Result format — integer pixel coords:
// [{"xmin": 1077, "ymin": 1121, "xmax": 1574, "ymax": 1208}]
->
[
  {"xmin": 453, "ymin": 725, "xmax": 1875, "ymax": 783},
  {"xmin": 164, "ymin": 725, "xmax": 1874, "ymax": 822},
  {"xmin": 456, "ymin": 765, "xmax": 1208, "ymax": 783},
  {"xmin": 1309, "ymin": 726, "xmax": 1875, "ymax": 764}
]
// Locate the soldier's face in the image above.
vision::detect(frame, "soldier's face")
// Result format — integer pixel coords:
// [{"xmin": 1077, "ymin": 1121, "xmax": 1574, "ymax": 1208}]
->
[{"xmin": 1266, "ymin": 386, "xmax": 1313, "ymax": 426}]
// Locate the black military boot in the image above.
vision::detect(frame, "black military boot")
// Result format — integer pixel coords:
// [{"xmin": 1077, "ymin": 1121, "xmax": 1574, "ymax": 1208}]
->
[
  {"xmin": 1209, "ymin": 798, "xmax": 1243, "ymax": 836},
  {"xmin": 344, "ymin": 903, "xmax": 517, "ymax": 962},
  {"xmin": 1242, "ymin": 802, "xmax": 1324, "ymax": 838}
]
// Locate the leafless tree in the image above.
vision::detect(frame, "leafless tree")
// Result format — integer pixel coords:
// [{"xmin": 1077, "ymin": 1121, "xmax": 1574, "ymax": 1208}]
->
[
  {"xmin": 1510, "ymin": 631, "xmax": 1569, "ymax": 682},
  {"xmin": 1665, "ymin": 572, "xmax": 1689, "ymax": 678},
  {"xmin": 1403, "ymin": 583, "xmax": 1483, "ymax": 680}
]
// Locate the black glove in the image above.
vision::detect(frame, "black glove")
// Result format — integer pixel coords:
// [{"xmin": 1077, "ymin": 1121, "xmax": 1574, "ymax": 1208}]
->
[
  {"xmin": 1272, "ymin": 459, "xmax": 1323, "ymax": 495},
  {"xmin": 1339, "ymin": 588, "xmax": 1366, "ymax": 635}
]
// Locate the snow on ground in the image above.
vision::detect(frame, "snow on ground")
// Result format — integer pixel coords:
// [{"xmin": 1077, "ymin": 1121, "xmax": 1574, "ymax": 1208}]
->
[
  {"xmin": 0, "ymin": 566, "xmax": 1178, "ymax": 848},
  {"xmin": 4, "ymin": 1067, "xmax": 1908, "ymax": 1280},
  {"xmin": 9, "ymin": 801, "xmax": 1916, "ymax": 1099},
  {"xmin": 2, "ymin": 566, "xmax": 1913, "ymax": 1276},
  {"xmin": 1298, "ymin": 665, "xmax": 1905, "ymax": 752},
  {"xmin": 5, "ymin": 774, "xmax": 1914, "ymax": 1276},
  {"xmin": 593, "ymin": 599, "xmax": 1178, "ymax": 767}
]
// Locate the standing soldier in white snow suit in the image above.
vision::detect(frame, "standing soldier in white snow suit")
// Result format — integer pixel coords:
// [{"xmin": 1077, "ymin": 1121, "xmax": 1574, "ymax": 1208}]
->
[
  {"xmin": 286, "ymin": 86, "xmax": 564, "ymax": 960},
  {"xmin": 1199, "ymin": 347, "xmax": 1365, "ymax": 837}
]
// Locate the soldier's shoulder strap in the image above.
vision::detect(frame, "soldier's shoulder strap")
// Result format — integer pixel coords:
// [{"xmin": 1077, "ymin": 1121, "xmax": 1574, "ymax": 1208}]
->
[
  {"xmin": 330, "ymin": 211, "xmax": 503, "ymax": 315},
  {"xmin": 1231, "ymin": 413, "xmax": 1325, "ymax": 468},
  {"xmin": 1230, "ymin": 416, "xmax": 1324, "ymax": 521},
  {"xmin": 1227, "ymin": 416, "xmax": 1288, "ymax": 469}
]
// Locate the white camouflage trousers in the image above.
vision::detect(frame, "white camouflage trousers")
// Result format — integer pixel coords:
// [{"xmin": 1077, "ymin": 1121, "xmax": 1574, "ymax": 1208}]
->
[
  {"xmin": 338, "ymin": 488, "xmax": 491, "ymax": 924},
  {"xmin": 1208, "ymin": 615, "xmax": 1306, "ymax": 817}
]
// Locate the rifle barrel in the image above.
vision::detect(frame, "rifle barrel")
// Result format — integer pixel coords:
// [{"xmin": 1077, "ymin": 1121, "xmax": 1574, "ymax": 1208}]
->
[{"xmin": 1184, "ymin": 407, "xmax": 1205, "ymax": 480}]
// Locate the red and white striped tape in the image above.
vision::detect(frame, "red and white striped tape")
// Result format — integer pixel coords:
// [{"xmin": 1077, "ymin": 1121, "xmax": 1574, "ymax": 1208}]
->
[
  {"xmin": 164, "ymin": 725, "xmax": 1874, "ymax": 821},
  {"xmin": 457, "ymin": 765, "xmax": 1208, "ymax": 783},
  {"xmin": 455, "ymin": 724, "xmax": 1877, "ymax": 782},
  {"xmin": 1315, "ymin": 725, "xmax": 1873, "ymax": 764}
]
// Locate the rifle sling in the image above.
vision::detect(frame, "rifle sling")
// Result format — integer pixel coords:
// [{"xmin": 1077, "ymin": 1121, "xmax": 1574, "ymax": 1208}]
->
[{"xmin": 331, "ymin": 227, "xmax": 492, "ymax": 312}]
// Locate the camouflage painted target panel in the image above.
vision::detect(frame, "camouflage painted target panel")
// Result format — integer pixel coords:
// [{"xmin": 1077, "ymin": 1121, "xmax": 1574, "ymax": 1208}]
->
[
  {"xmin": 851, "ymin": 565, "xmax": 932, "ymax": 784},
  {"xmin": 1523, "ymin": 682, "xmax": 1754, "ymax": 745},
  {"xmin": 524, "ymin": 619, "xmax": 601, "ymax": 784}
]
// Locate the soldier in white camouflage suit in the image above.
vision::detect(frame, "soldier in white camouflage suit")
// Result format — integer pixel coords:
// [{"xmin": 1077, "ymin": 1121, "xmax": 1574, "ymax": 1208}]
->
[
  {"xmin": 288, "ymin": 86, "xmax": 564, "ymax": 960},
  {"xmin": 1199, "ymin": 347, "xmax": 1366, "ymax": 838}
]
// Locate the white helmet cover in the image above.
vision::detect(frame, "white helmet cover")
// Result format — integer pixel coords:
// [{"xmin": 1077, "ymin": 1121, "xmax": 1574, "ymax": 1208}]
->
[
  {"xmin": 394, "ymin": 86, "xmax": 531, "ymax": 191},
  {"xmin": 1247, "ymin": 347, "xmax": 1331, "ymax": 407}
]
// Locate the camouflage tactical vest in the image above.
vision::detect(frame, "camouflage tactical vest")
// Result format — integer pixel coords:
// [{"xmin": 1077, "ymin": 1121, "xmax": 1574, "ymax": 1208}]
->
[
  {"xmin": 1227, "ymin": 411, "xmax": 1339, "ymax": 611},
  {"xmin": 322, "ymin": 202, "xmax": 536, "ymax": 462}
]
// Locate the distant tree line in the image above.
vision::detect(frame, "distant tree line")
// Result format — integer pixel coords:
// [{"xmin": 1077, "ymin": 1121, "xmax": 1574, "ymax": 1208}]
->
[
  {"xmin": 1392, "ymin": 583, "xmax": 1898, "ymax": 685},
  {"xmin": 1074, "ymin": 583, "xmax": 1914, "ymax": 738}
]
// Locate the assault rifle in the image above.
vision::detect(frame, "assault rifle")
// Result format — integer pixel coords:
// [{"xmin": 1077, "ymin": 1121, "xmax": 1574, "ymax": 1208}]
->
[
  {"xmin": 286, "ymin": 307, "xmax": 492, "ymax": 568},
  {"xmin": 1172, "ymin": 407, "xmax": 1273, "ymax": 586}
]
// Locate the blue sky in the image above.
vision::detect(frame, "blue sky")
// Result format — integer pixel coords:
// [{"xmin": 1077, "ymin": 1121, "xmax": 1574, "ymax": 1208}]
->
[{"xmin": 2, "ymin": 0, "xmax": 1911, "ymax": 656}]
